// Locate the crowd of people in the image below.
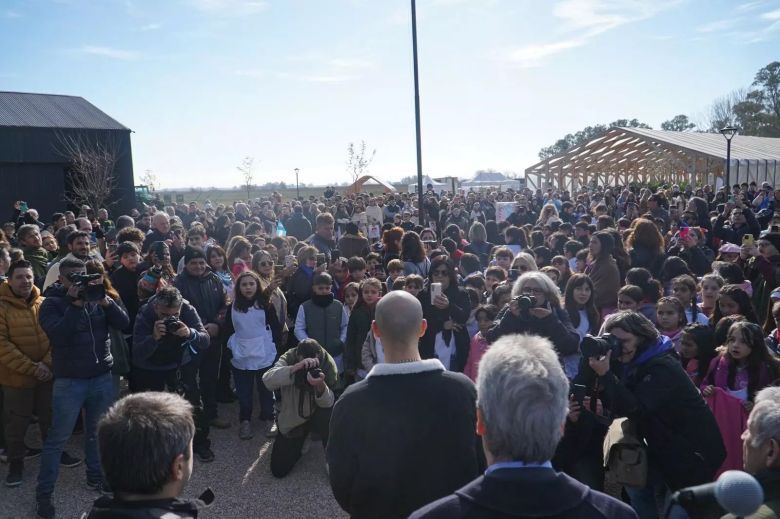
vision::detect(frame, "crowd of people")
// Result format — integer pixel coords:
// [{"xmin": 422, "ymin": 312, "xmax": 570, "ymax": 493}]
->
[{"xmin": 1, "ymin": 179, "xmax": 780, "ymax": 518}]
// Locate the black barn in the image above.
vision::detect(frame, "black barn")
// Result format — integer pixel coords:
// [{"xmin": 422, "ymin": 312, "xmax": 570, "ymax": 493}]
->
[{"xmin": 0, "ymin": 91, "xmax": 135, "ymax": 222}]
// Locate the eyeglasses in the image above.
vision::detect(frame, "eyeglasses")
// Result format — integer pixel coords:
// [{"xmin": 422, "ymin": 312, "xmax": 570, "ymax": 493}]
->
[
  {"xmin": 432, "ymin": 269, "xmax": 449, "ymax": 276},
  {"xmin": 522, "ymin": 287, "xmax": 545, "ymax": 296},
  {"xmin": 258, "ymin": 261, "xmax": 273, "ymax": 267},
  {"xmin": 517, "ymin": 265, "xmax": 531, "ymax": 272}
]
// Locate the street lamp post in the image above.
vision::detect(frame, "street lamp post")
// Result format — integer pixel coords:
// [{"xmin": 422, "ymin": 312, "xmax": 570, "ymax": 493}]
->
[
  {"xmin": 294, "ymin": 168, "xmax": 300, "ymax": 200},
  {"xmin": 720, "ymin": 126, "xmax": 738, "ymax": 193},
  {"xmin": 411, "ymin": 0, "xmax": 426, "ymax": 227}
]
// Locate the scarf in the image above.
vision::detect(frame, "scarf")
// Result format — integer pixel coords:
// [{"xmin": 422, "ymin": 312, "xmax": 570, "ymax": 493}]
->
[{"xmin": 23, "ymin": 246, "xmax": 50, "ymax": 279}]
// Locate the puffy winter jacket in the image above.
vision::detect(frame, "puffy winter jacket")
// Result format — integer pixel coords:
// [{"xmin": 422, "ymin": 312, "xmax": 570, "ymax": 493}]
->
[
  {"xmin": 39, "ymin": 283, "xmax": 129, "ymax": 379},
  {"xmin": 173, "ymin": 270, "xmax": 226, "ymax": 327},
  {"xmin": 0, "ymin": 283, "xmax": 51, "ymax": 388}
]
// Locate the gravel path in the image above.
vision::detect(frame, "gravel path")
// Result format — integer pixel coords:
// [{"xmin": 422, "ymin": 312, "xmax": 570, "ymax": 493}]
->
[{"xmin": 0, "ymin": 400, "xmax": 348, "ymax": 519}]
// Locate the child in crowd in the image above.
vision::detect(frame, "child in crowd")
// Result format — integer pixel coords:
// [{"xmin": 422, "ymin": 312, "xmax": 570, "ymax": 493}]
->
[
  {"xmin": 671, "ymin": 275, "xmax": 710, "ymax": 325},
  {"xmin": 207, "ymin": 245, "xmax": 234, "ymax": 296},
  {"xmin": 563, "ymin": 273, "xmax": 600, "ymax": 379},
  {"xmin": 598, "ymin": 285, "xmax": 644, "ymax": 334},
  {"xmin": 403, "ymin": 274, "xmax": 424, "ymax": 298},
  {"xmin": 698, "ymin": 273, "xmax": 724, "ymax": 318},
  {"xmin": 702, "ymin": 321, "xmax": 780, "ymax": 408},
  {"xmin": 342, "ymin": 282, "xmax": 360, "ymax": 316},
  {"xmin": 464, "ymin": 287, "xmax": 482, "ymax": 338},
  {"xmin": 137, "ymin": 241, "xmax": 175, "ymax": 303},
  {"xmin": 492, "ymin": 247, "xmax": 513, "ymax": 273},
  {"xmin": 540, "ymin": 266, "xmax": 560, "ymax": 286},
  {"xmin": 712, "ymin": 261, "xmax": 753, "ymax": 297},
  {"xmin": 625, "ymin": 268, "xmax": 662, "ymax": 324},
  {"xmin": 365, "ymin": 252, "xmax": 382, "ymax": 278},
  {"xmin": 710, "ymin": 285, "xmax": 759, "ymax": 326},
  {"xmin": 484, "ymin": 266, "xmax": 506, "ymax": 299},
  {"xmin": 574, "ymin": 249, "xmax": 588, "ymax": 273},
  {"xmin": 227, "ymin": 236, "xmax": 253, "ymax": 279},
  {"xmin": 347, "ymin": 256, "xmax": 367, "ymax": 283},
  {"xmin": 766, "ymin": 301, "xmax": 780, "ymax": 356},
  {"xmin": 391, "ymin": 276, "xmax": 406, "ymax": 291},
  {"xmin": 294, "ymin": 272, "xmax": 348, "ymax": 372},
  {"xmin": 463, "ymin": 304, "xmax": 499, "ymax": 382},
  {"xmin": 386, "ymin": 259, "xmax": 404, "ymax": 286},
  {"xmin": 344, "ymin": 278, "xmax": 382, "ymax": 382},
  {"xmin": 489, "ymin": 283, "xmax": 513, "ymax": 309},
  {"xmin": 551, "ymin": 255, "xmax": 572, "ymax": 293},
  {"xmin": 679, "ymin": 323, "xmax": 716, "ymax": 387},
  {"xmin": 655, "ymin": 296, "xmax": 687, "ymax": 351}
]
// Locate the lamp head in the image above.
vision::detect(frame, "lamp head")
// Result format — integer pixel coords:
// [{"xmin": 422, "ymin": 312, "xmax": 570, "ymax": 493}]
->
[{"xmin": 720, "ymin": 126, "xmax": 738, "ymax": 141}]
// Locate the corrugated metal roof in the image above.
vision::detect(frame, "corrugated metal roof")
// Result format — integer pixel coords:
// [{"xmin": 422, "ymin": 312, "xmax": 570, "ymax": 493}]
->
[
  {"xmin": 621, "ymin": 127, "xmax": 780, "ymax": 161},
  {"xmin": 0, "ymin": 91, "xmax": 129, "ymax": 130}
]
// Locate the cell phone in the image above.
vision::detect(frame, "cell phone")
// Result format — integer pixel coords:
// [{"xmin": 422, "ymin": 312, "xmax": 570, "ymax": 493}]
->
[
  {"xmin": 728, "ymin": 195, "xmax": 735, "ymax": 204},
  {"xmin": 508, "ymin": 269, "xmax": 521, "ymax": 282},
  {"xmin": 285, "ymin": 255, "xmax": 296, "ymax": 268},
  {"xmin": 679, "ymin": 227, "xmax": 689, "ymax": 240},
  {"xmin": 743, "ymin": 234, "xmax": 754, "ymax": 247},
  {"xmin": 571, "ymin": 383, "xmax": 586, "ymax": 406},
  {"xmin": 430, "ymin": 282, "xmax": 442, "ymax": 304},
  {"xmin": 19, "ymin": 201, "xmax": 28, "ymax": 213},
  {"xmin": 108, "ymin": 242, "xmax": 118, "ymax": 255},
  {"xmin": 316, "ymin": 253, "xmax": 327, "ymax": 267},
  {"xmin": 274, "ymin": 265, "xmax": 284, "ymax": 276}
]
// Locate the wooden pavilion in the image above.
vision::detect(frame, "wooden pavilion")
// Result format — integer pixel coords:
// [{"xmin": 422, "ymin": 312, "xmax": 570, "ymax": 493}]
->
[{"xmin": 524, "ymin": 127, "xmax": 780, "ymax": 191}]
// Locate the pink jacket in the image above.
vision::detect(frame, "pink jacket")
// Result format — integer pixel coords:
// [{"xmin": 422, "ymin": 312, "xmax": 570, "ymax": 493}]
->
[
  {"xmin": 704, "ymin": 387, "xmax": 748, "ymax": 477},
  {"xmin": 463, "ymin": 332, "xmax": 489, "ymax": 382}
]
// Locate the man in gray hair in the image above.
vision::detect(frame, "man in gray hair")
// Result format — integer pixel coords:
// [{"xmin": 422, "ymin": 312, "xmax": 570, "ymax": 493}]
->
[
  {"xmin": 722, "ymin": 387, "xmax": 780, "ymax": 519},
  {"xmin": 410, "ymin": 334, "xmax": 636, "ymax": 519}
]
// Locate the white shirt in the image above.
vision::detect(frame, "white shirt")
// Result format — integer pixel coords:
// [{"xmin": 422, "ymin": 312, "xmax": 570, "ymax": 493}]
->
[{"xmin": 228, "ymin": 306, "xmax": 277, "ymax": 370}]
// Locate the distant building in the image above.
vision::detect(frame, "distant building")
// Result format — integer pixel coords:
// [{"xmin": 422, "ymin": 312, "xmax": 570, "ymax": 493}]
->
[{"xmin": 0, "ymin": 91, "xmax": 135, "ymax": 220}]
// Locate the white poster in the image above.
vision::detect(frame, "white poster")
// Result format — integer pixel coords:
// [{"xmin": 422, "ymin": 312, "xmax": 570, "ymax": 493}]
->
[{"xmin": 496, "ymin": 202, "xmax": 516, "ymax": 223}]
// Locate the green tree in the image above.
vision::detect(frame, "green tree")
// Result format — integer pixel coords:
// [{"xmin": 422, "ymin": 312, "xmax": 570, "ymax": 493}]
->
[
  {"xmin": 661, "ymin": 114, "xmax": 696, "ymax": 132},
  {"xmin": 538, "ymin": 118, "xmax": 651, "ymax": 160},
  {"xmin": 732, "ymin": 61, "xmax": 780, "ymax": 137}
]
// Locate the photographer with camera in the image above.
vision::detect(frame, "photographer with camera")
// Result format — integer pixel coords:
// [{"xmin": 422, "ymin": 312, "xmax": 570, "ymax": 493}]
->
[
  {"xmin": 575, "ymin": 311, "xmax": 725, "ymax": 518},
  {"xmin": 262, "ymin": 338, "xmax": 338, "ymax": 478},
  {"xmin": 36, "ymin": 257, "xmax": 130, "ymax": 519},
  {"xmin": 485, "ymin": 271, "xmax": 579, "ymax": 362},
  {"xmin": 131, "ymin": 286, "xmax": 214, "ymax": 463}
]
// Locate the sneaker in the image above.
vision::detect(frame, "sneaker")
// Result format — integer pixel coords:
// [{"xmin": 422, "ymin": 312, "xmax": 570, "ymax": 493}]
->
[
  {"xmin": 5, "ymin": 460, "xmax": 22, "ymax": 487},
  {"xmin": 25, "ymin": 447, "xmax": 42, "ymax": 460},
  {"xmin": 60, "ymin": 451, "xmax": 82, "ymax": 468},
  {"xmin": 194, "ymin": 446, "xmax": 215, "ymax": 463},
  {"xmin": 210, "ymin": 417, "xmax": 231, "ymax": 429},
  {"xmin": 266, "ymin": 422, "xmax": 278, "ymax": 438},
  {"xmin": 36, "ymin": 497, "xmax": 55, "ymax": 519},
  {"xmin": 239, "ymin": 420, "xmax": 253, "ymax": 440},
  {"xmin": 86, "ymin": 477, "xmax": 112, "ymax": 494}
]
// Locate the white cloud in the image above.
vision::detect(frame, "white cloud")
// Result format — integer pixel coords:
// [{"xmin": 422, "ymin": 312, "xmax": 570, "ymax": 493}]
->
[
  {"xmin": 761, "ymin": 8, "xmax": 780, "ymax": 20},
  {"xmin": 188, "ymin": 0, "xmax": 269, "ymax": 16},
  {"xmin": 696, "ymin": 18, "xmax": 741, "ymax": 32},
  {"xmin": 80, "ymin": 45, "xmax": 141, "ymax": 60},
  {"xmin": 139, "ymin": 23, "xmax": 162, "ymax": 31},
  {"xmin": 737, "ymin": 0, "xmax": 768, "ymax": 11},
  {"xmin": 497, "ymin": 0, "xmax": 680, "ymax": 68},
  {"xmin": 301, "ymin": 75, "xmax": 359, "ymax": 83}
]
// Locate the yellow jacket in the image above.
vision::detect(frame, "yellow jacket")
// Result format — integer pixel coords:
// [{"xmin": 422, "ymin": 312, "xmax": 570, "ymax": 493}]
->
[{"xmin": 0, "ymin": 282, "xmax": 51, "ymax": 388}]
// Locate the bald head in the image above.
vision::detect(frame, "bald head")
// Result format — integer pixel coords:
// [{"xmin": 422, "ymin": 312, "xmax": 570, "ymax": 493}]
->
[{"xmin": 374, "ymin": 291, "xmax": 424, "ymax": 351}]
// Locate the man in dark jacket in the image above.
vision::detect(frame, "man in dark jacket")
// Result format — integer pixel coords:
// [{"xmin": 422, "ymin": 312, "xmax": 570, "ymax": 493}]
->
[
  {"xmin": 36, "ymin": 257, "xmax": 130, "ymax": 519},
  {"xmin": 714, "ymin": 203, "xmax": 761, "ymax": 245},
  {"xmin": 142, "ymin": 212, "xmax": 184, "ymax": 266},
  {"xmin": 410, "ymin": 334, "xmax": 636, "ymax": 519},
  {"xmin": 327, "ymin": 291, "xmax": 483, "ymax": 519},
  {"xmin": 285, "ymin": 205, "xmax": 312, "ymax": 241},
  {"xmin": 86, "ymin": 392, "xmax": 214, "ymax": 519},
  {"xmin": 173, "ymin": 248, "xmax": 227, "ymax": 429},
  {"xmin": 131, "ymin": 286, "xmax": 212, "ymax": 462},
  {"xmin": 306, "ymin": 213, "xmax": 336, "ymax": 257}
]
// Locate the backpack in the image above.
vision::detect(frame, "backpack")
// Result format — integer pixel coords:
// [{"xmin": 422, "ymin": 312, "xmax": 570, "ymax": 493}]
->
[{"xmin": 603, "ymin": 417, "xmax": 648, "ymax": 488}]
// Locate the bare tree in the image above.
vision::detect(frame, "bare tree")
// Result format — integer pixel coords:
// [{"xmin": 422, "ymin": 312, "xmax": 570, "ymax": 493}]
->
[
  {"xmin": 237, "ymin": 156, "xmax": 255, "ymax": 201},
  {"xmin": 346, "ymin": 141, "xmax": 376, "ymax": 184},
  {"xmin": 55, "ymin": 131, "xmax": 121, "ymax": 211},
  {"xmin": 141, "ymin": 169, "xmax": 158, "ymax": 191},
  {"xmin": 698, "ymin": 88, "xmax": 748, "ymax": 132}
]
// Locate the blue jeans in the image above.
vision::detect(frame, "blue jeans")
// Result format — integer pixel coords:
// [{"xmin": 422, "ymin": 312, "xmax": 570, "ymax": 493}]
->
[
  {"xmin": 625, "ymin": 467, "xmax": 690, "ymax": 519},
  {"xmin": 232, "ymin": 366, "xmax": 274, "ymax": 422},
  {"xmin": 36, "ymin": 373, "xmax": 114, "ymax": 499}
]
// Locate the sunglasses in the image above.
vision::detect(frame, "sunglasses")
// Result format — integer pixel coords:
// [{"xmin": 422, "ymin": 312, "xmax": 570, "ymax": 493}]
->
[{"xmin": 258, "ymin": 261, "xmax": 273, "ymax": 267}]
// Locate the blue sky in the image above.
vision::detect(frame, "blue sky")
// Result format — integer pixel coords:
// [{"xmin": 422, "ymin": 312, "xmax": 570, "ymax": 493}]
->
[{"xmin": 1, "ymin": 0, "xmax": 779, "ymax": 189}]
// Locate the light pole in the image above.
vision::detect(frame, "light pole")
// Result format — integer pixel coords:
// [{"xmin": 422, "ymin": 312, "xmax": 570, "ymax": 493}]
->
[
  {"xmin": 411, "ymin": 0, "xmax": 426, "ymax": 227},
  {"xmin": 294, "ymin": 168, "xmax": 300, "ymax": 200},
  {"xmin": 720, "ymin": 126, "xmax": 738, "ymax": 193}
]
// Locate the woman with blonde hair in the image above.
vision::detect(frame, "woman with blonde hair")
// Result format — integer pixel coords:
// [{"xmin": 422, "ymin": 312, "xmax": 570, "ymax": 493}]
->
[
  {"xmin": 510, "ymin": 252, "xmax": 538, "ymax": 274},
  {"xmin": 251, "ymin": 250, "xmax": 289, "ymax": 344},
  {"xmin": 536, "ymin": 203, "xmax": 560, "ymax": 226},
  {"xmin": 485, "ymin": 271, "xmax": 579, "ymax": 362}
]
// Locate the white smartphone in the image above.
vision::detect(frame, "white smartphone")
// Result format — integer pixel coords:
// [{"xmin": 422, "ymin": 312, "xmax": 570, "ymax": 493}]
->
[
  {"xmin": 431, "ymin": 282, "xmax": 442, "ymax": 304},
  {"xmin": 285, "ymin": 255, "xmax": 296, "ymax": 268}
]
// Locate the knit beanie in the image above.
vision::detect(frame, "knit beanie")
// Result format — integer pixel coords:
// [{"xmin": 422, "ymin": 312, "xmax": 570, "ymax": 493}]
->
[
  {"xmin": 116, "ymin": 241, "xmax": 140, "ymax": 257},
  {"xmin": 762, "ymin": 232, "xmax": 780, "ymax": 254}
]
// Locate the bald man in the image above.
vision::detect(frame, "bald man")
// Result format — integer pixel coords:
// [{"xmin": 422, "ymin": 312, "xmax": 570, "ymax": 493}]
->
[
  {"xmin": 142, "ymin": 212, "xmax": 183, "ymax": 265},
  {"xmin": 327, "ymin": 291, "xmax": 483, "ymax": 519}
]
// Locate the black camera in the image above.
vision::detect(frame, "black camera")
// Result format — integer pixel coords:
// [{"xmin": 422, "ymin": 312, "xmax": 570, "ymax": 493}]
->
[
  {"xmin": 163, "ymin": 315, "xmax": 181, "ymax": 332},
  {"xmin": 581, "ymin": 333, "xmax": 622, "ymax": 359},
  {"xmin": 307, "ymin": 367, "xmax": 323, "ymax": 379},
  {"xmin": 512, "ymin": 294, "xmax": 537, "ymax": 311},
  {"xmin": 66, "ymin": 272, "xmax": 106, "ymax": 302}
]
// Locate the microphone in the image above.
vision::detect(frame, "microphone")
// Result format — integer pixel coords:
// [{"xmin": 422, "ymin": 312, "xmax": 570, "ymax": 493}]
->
[{"xmin": 669, "ymin": 470, "xmax": 764, "ymax": 518}]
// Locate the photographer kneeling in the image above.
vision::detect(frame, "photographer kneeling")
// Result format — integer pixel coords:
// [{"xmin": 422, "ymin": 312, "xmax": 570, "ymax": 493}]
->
[
  {"xmin": 262, "ymin": 338, "xmax": 338, "ymax": 478},
  {"xmin": 575, "ymin": 311, "xmax": 725, "ymax": 519},
  {"xmin": 132, "ymin": 286, "xmax": 213, "ymax": 462},
  {"xmin": 485, "ymin": 271, "xmax": 579, "ymax": 362}
]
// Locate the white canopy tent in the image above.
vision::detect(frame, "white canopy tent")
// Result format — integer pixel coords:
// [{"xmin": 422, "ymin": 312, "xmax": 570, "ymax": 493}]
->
[
  {"xmin": 461, "ymin": 171, "xmax": 520, "ymax": 190},
  {"xmin": 408, "ymin": 175, "xmax": 447, "ymax": 193}
]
